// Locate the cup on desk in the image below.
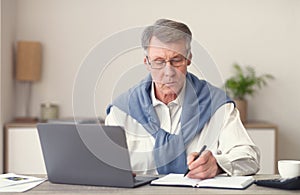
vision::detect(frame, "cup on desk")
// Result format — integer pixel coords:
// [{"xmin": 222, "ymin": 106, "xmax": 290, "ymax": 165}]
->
[{"xmin": 278, "ymin": 160, "xmax": 300, "ymax": 178}]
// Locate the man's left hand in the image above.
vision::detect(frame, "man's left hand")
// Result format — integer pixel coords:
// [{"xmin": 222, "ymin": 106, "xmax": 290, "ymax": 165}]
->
[{"xmin": 186, "ymin": 150, "xmax": 223, "ymax": 179}]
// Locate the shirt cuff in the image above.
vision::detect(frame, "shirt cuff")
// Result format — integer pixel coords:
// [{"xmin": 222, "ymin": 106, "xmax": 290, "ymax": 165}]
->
[{"xmin": 215, "ymin": 155, "xmax": 233, "ymax": 176}]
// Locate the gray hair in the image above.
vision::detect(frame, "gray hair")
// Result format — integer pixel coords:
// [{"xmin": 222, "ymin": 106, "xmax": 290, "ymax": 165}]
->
[{"xmin": 141, "ymin": 19, "xmax": 192, "ymax": 55}]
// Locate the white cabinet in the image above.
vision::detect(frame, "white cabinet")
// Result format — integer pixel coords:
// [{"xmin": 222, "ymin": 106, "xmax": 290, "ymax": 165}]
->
[
  {"xmin": 245, "ymin": 122, "xmax": 277, "ymax": 174},
  {"xmin": 4, "ymin": 123, "xmax": 46, "ymax": 174}
]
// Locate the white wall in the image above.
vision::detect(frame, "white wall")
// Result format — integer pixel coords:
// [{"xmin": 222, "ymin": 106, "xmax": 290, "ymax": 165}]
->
[
  {"xmin": 11, "ymin": 0, "xmax": 300, "ymax": 161},
  {"xmin": 0, "ymin": 0, "xmax": 2, "ymax": 174},
  {"xmin": 1, "ymin": 0, "xmax": 17, "ymax": 173}
]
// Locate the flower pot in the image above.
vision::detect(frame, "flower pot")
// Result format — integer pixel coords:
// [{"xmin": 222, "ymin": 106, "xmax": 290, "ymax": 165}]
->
[{"xmin": 234, "ymin": 99, "xmax": 247, "ymax": 123}]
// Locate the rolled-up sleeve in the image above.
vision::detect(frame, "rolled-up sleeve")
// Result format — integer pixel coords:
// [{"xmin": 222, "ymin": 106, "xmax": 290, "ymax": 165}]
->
[{"xmin": 214, "ymin": 104, "xmax": 260, "ymax": 176}]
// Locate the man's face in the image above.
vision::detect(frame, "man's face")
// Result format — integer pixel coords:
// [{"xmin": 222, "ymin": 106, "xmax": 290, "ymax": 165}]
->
[{"xmin": 145, "ymin": 36, "xmax": 191, "ymax": 97}]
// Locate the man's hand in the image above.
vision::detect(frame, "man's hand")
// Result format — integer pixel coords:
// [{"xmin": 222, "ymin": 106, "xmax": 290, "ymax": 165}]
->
[{"xmin": 186, "ymin": 150, "xmax": 223, "ymax": 179}]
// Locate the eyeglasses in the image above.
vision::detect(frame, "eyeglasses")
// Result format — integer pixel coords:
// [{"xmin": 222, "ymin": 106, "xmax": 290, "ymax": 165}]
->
[{"xmin": 146, "ymin": 56, "xmax": 187, "ymax": 69}]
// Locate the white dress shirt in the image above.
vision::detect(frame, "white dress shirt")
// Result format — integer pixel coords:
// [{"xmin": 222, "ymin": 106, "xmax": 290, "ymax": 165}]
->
[{"xmin": 105, "ymin": 82, "xmax": 260, "ymax": 176}]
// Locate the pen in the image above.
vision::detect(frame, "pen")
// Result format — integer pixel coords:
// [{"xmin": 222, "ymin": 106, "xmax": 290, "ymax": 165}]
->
[{"xmin": 183, "ymin": 145, "xmax": 207, "ymax": 177}]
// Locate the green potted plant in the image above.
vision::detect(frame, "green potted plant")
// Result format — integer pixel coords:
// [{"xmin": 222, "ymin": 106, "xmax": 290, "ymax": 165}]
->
[{"xmin": 224, "ymin": 63, "xmax": 274, "ymax": 123}]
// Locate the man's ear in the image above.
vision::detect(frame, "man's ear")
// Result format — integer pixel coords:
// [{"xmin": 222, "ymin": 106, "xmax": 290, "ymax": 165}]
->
[
  {"xmin": 187, "ymin": 53, "xmax": 192, "ymax": 66},
  {"xmin": 144, "ymin": 57, "xmax": 151, "ymax": 71}
]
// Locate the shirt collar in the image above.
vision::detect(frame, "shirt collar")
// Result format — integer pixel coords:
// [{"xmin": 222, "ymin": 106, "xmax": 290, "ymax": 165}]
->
[{"xmin": 151, "ymin": 80, "xmax": 186, "ymax": 107}]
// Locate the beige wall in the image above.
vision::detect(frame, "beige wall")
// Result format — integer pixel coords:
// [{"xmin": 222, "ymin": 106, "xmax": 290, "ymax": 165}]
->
[
  {"xmin": 0, "ymin": 0, "xmax": 2, "ymax": 174},
  {"xmin": 1, "ymin": 0, "xmax": 17, "ymax": 173},
  {"xmin": 3, "ymin": 0, "xmax": 300, "ymax": 163}
]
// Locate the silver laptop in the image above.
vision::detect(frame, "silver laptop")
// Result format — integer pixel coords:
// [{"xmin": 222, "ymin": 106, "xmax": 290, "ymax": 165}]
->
[{"xmin": 37, "ymin": 123, "xmax": 157, "ymax": 188}]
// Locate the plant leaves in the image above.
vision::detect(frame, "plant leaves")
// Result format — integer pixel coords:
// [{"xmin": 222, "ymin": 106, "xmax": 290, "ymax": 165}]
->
[{"xmin": 224, "ymin": 63, "xmax": 274, "ymax": 99}]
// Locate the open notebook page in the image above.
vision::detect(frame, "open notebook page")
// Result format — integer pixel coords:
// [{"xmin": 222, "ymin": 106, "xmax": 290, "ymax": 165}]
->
[{"xmin": 151, "ymin": 174, "xmax": 254, "ymax": 189}]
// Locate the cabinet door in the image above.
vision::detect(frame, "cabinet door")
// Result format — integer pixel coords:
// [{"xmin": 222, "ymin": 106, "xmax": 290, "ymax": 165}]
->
[
  {"xmin": 247, "ymin": 128, "xmax": 276, "ymax": 174},
  {"xmin": 7, "ymin": 127, "xmax": 46, "ymax": 174}
]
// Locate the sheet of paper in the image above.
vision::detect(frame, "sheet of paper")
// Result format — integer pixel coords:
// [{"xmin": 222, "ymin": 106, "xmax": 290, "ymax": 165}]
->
[
  {"xmin": 0, "ymin": 180, "xmax": 46, "ymax": 192},
  {"xmin": 0, "ymin": 173, "xmax": 46, "ymax": 191}
]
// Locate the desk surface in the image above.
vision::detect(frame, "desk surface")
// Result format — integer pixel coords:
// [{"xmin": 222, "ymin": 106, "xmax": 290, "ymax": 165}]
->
[{"xmin": 2, "ymin": 174, "xmax": 299, "ymax": 195}]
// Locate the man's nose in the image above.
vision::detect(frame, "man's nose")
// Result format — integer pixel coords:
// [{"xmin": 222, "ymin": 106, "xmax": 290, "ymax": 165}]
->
[{"xmin": 163, "ymin": 61, "xmax": 176, "ymax": 76}]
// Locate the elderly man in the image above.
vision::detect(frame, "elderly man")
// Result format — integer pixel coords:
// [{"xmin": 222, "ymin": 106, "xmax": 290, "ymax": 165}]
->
[{"xmin": 106, "ymin": 19, "xmax": 260, "ymax": 179}]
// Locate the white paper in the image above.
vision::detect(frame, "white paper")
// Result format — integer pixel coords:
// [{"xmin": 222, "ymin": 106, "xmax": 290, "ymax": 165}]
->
[
  {"xmin": 0, "ymin": 173, "xmax": 46, "ymax": 192},
  {"xmin": 0, "ymin": 180, "xmax": 46, "ymax": 192}
]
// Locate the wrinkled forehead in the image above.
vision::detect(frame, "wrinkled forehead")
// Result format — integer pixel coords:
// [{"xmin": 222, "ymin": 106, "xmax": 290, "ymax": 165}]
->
[{"xmin": 147, "ymin": 36, "xmax": 188, "ymax": 57}]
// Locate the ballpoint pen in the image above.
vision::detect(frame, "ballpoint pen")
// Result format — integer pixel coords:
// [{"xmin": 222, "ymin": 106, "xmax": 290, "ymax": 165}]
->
[{"xmin": 183, "ymin": 145, "xmax": 207, "ymax": 177}]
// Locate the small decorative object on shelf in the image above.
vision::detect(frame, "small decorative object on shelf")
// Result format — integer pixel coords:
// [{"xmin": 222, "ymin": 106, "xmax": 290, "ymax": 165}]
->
[
  {"xmin": 40, "ymin": 102, "xmax": 59, "ymax": 122},
  {"xmin": 224, "ymin": 63, "xmax": 274, "ymax": 123}
]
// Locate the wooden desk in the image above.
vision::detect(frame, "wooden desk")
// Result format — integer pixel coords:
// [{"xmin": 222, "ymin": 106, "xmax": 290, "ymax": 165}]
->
[{"xmin": 2, "ymin": 175, "xmax": 299, "ymax": 195}]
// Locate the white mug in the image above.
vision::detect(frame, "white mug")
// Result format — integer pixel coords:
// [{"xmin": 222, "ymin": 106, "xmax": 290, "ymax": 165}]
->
[{"xmin": 278, "ymin": 160, "xmax": 300, "ymax": 178}]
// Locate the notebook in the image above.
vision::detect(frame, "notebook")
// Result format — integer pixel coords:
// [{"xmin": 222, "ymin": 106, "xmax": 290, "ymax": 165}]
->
[
  {"xmin": 37, "ymin": 123, "xmax": 157, "ymax": 188},
  {"xmin": 151, "ymin": 174, "xmax": 254, "ymax": 190}
]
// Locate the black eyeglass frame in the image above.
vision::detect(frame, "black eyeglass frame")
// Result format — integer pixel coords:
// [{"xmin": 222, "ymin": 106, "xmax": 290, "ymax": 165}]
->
[{"xmin": 145, "ymin": 54, "xmax": 189, "ymax": 69}]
